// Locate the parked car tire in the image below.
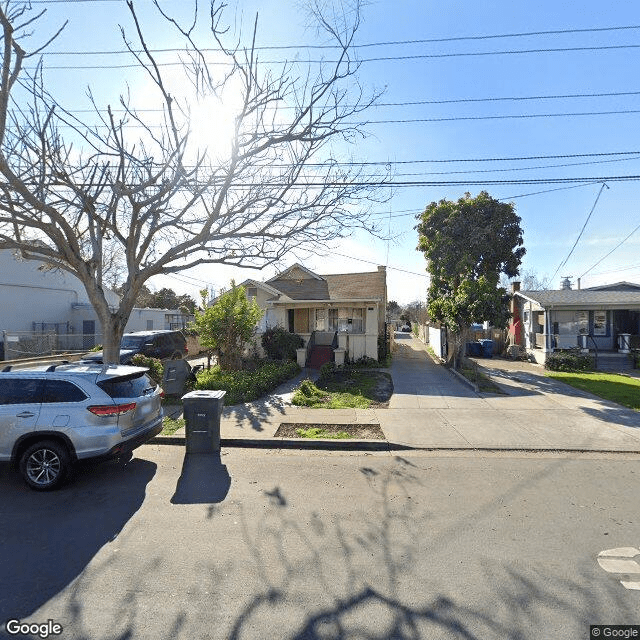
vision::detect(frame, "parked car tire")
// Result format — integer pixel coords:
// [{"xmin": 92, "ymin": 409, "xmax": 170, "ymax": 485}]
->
[{"xmin": 19, "ymin": 440, "xmax": 70, "ymax": 491}]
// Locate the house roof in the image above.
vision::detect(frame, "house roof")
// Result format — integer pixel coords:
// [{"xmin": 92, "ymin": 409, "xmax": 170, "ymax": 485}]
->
[
  {"xmin": 265, "ymin": 263, "xmax": 387, "ymax": 303},
  {"xmin": 583, "ymin": 281, "xmax": 640, "ymax": 291},
  {"xmin": 515, "ymin": 287, "xmax": 640, "ymax": 309}
]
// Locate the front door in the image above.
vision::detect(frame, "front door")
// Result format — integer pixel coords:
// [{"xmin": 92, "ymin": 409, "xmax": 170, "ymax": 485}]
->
[{"xmin": 295, "ymin": 309, "xmax": 310, "ymax": 333}]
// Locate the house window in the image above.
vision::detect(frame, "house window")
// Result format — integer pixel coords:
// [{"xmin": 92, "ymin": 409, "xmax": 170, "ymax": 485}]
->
[
  {"xmin": 146, "ymin": 320, "xmax": 153, "ymax": 330},
  {"xmin": 329, "ymin": 307, "xmax": 364, "ymax": 333},
  {"xmin": 328, "ymin": 308, "xmax": 338, "ymax": 331},
  {"xmin": 576, "ymin": 311, "xmax": 588, "ymax": 334},
  {"xmin": 593, "ymin": 310, "xmax": 608, "ymax": 336},
  {"xmin": 247, "ymin": 287, "xmax": 257, "ymax": 300},
  {"xmin": 315, "ymin": 309, "xmax": 326, "ymax": 331}
]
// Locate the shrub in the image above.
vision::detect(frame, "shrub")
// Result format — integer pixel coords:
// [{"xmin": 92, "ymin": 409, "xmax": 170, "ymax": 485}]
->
[
  {"xmin": 292, "ymin": 380, "xmax": 328, "ymax": 406},
  {"xmin": 261, "ymin": 326, "xmax": 304, "ymax": 361},
  {"xmin": 195, "ymin": 359, "xmax": 300, "ymax": 405},
  {"xmin": 377, "ymin": 333, "xmax": 389, "ymax": 361},
  {"xmin": 544, "ymin": 350, "xmax": 594, "ymax": 372},
  {"xmin": 347, "ymin": 356, "xmax": 379, "ymax": 369},
  {"xmin": 319, "ymin": 361, "xmax": 336, "ymax": 378},
  {"xmin": 131, "ymin": 354, "xmax": 164, "ymax": 385}
]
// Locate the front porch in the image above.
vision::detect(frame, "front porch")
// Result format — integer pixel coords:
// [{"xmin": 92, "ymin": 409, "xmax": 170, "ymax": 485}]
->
[
  {"xmin": 264, "ymin": 302, "xmax": 381, "ymax": 364},
  {"xmin": 522, "ymin": 308, "xmax": 639, "ymax": 370}
]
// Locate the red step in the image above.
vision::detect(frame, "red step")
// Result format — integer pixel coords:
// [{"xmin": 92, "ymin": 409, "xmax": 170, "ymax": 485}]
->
[{"xmin": 307, "ymin": 346, "xmax": 333, "ymax": 369}]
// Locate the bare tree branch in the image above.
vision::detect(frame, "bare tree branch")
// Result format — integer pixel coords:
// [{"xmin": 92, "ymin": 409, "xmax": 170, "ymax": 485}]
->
[{"xmin": 0, "ymin": 0, "xmax": 386, "ymax": 362}]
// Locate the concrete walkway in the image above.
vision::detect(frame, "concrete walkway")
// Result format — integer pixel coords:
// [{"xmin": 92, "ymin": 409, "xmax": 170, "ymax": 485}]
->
[{"xmin": 160, "ymin": 333, "xmax": 640, "ymax": 452}]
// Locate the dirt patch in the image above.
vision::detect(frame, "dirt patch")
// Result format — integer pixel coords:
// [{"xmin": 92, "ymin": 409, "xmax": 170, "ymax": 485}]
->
[{"xmin": 275, "ymin": 422, "xmax": 386, "ymax": 440}]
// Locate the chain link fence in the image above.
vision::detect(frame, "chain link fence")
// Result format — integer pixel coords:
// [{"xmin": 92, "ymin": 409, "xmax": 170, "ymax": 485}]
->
[{"xmin": 1, "ymin": 331, "xmax": 102, "ymax": 361}]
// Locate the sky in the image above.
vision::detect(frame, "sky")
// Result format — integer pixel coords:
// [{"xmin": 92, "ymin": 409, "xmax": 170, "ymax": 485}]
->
[{"xmin": 18, "ymin": 0, "xmax": 640, "ymax": 305}]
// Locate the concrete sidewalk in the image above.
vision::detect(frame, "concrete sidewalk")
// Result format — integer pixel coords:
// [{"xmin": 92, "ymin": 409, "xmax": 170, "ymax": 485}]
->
[{"xmin": 158, "ymin": 334, "xmax": 640, "ymax": 453}]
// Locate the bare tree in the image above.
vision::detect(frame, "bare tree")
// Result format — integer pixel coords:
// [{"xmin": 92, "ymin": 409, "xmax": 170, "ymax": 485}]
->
[{"xmin": 0, "ymin": 1, "xmax": 384, "ymax": 362}]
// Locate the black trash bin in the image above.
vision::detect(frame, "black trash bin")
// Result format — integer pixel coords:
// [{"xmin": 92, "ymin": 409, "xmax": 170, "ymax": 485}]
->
[{"xmin": 181, "ymin": 390, "xmax": 226, "ymax": 453}]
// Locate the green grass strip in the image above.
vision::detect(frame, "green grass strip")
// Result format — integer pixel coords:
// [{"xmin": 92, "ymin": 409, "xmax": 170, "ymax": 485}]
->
[{"xmin": 546, "ymin": 371, "xmax": 640, "ymax": 412}]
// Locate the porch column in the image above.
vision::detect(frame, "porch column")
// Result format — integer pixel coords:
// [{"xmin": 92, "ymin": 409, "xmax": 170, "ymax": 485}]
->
[{"xmin": 543, "ymin": 308, "xmax": 553, "ymax": 353}]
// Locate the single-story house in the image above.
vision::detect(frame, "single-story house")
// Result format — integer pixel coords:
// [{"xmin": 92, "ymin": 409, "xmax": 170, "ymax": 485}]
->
[
  {"xmin": 239, "ymin": 263, "xmax": 388, "ymax": 366},
  {"xmin": 512, "ymin": 281, "xmax": 640, "ymax": 363},
  {"xmin": 0, "ymin": 249, "xmax": 191, "ymax": 360}
]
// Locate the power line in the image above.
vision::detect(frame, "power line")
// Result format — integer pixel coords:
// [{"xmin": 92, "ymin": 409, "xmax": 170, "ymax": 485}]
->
[
  {"xmin": 35, "ymin": 22, "xmax": 640, "ymax": 51},
  {"xmin": 551, "ymin": 182, "xmax": 609, "ymax": 282},
  {"xmin": 33, "ymin": 90, "xmax": 640, "ymax": 114},
  {"xmin": 11, "ymin": 108, "xmax": 640, "ymax": 130},
  {"xmin": 331, "ymin": 252, "xmax": 429, "ymax": 278},
  {"xmin": 25, "ymin": 44, "xmax": 640, "ymax": 71},
  {"xmin": 590, "ymin": 262, "xmax": 640, "ymax": 277},
  {"xmin": 580, "ymin": 220, "xmax": 640, "ymax": 278},
  {"xmin": 364, "ymin": 109, "xmax": 640, "ymax": 123},
  {"xmin": 367, "ymin": 182, "xmax": 608, "ymax": 220}
]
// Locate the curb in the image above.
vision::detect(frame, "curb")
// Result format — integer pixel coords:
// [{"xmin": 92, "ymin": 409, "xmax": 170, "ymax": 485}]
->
[
  {"xmin": 447, "ymin": 367, "xmax": 479, "ymax": 393},
  {"xmin": 151, "ymin": 435, "xmax": 408, "ymax": 451},
  {"xmin": 149, "ymin": 435, "xmax": 640, "ymax": 455}
]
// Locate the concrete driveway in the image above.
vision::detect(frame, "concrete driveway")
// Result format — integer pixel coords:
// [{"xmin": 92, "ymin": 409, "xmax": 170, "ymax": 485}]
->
[{"xmin": 380, "ymin": 332, "xmax": 640, "ymax": 451}]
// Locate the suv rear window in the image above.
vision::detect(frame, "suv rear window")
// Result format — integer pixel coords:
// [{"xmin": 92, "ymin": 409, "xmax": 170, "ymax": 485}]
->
[
  {"xmin": 42, "ymin": 379, "xmax": 88, "ymax": 403},
  {"xmin": 97, "ymin": 373, "xmax": 157, "ymax": 399},
  {"xmin": 0, "ymin": 378, "xmax": 43, "ymax": 405}
]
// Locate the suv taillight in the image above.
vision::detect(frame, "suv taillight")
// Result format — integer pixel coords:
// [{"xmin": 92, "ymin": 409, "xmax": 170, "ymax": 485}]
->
[{"xmin": 88, "ymin": 402, "xmax": 136, "ymax": 416}]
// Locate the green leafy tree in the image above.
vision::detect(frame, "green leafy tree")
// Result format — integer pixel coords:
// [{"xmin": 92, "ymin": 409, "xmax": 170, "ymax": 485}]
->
[
  {"xmin": 192, "ymin": 282, "xmax": 263, "ymax": 371},
  {"xmin": 416, "ymin": 191, "xmax": 525, "ymax": 361}
]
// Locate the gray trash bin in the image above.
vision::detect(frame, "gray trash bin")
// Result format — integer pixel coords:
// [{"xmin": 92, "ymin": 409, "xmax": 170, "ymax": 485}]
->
[{"xmin": 181, "ymin": 390, "xmax": 226, "ymax": 453}]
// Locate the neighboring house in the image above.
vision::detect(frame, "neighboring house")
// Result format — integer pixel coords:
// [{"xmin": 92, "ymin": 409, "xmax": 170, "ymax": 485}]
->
[
  {"xmin": 0, "ymin": 250, "xmax": 190, "ymax": 360},
  {"xmin": 512, "ymin": 281, "xmax": 640, "ymax": 364},
  {"xmin": 240, "ymin": 263, "xmax": 388, "ymax": 365}
]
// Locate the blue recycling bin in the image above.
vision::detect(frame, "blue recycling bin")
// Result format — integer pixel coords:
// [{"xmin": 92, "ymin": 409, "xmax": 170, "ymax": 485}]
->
[
  {"xmin": 479, "ymin": 339, "xmax": 494, "ymax": 358},
  {"xmin": 466, "ymin": 341, "xmax": 482, "ymax": 356}
]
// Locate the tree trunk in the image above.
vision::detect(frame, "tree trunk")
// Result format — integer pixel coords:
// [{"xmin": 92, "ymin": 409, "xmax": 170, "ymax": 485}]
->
[{"xmin": 99, "ymin": 313, "xmax": 128, "ymax": 365}]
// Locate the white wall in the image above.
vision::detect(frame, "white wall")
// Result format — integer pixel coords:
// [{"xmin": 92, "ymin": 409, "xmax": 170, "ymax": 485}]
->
[
  {"xmin": 0, "ymin": 250, "xmax": 121, "ymax": 333},
  {"xmin": 124, "ymin": 308, "xmax": 176, "ymax": 333},
  {"xmin": 429, "ymin": 326, "xmax": 444, "ymax": 358}
]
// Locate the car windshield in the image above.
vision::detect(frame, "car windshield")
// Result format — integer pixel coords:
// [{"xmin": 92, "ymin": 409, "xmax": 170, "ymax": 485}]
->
[{"xmin": 120, "ymin": 336, "xmax": 146, "ymax": 349}]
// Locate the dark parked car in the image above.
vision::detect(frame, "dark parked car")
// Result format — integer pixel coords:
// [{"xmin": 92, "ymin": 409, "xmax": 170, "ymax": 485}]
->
[
  {"xmin": 0, "ymin": 363, "xmax": 163, "ymax": 490},
  {"xmin": 83, "ymin": 330, "xmax": 188, "ymax": 365}
]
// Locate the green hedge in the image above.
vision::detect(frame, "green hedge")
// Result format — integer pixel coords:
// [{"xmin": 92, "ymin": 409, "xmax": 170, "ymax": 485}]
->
[
  {"xmin": 130, "ymin": 354, "xmax": 164, "ymax": 385},
  {"xmin": 195, "ymin": 359, "xmax": 300, "ymax": 405},
  {"xmin": 261, "ymin": 326, "xmax": 304, "ymax": 361},
  {"xmin": 545, "ymin": 350, "xmax": 594, "ymax": 372}
]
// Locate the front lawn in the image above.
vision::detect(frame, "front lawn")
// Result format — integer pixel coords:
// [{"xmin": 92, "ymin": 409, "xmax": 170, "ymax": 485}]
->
[
  {"xmin": 546, "ymin": 371, "xmax": 640, "ymax": 412},
  {"xmin": 292, "ymin": 370, "xmax": 393, "ymax": 409}
]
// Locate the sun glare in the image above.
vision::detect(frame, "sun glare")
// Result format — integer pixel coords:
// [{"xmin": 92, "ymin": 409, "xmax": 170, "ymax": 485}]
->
[{"xmin": 188, "ymin": 92, "xmax": 239, "ymax": 162}]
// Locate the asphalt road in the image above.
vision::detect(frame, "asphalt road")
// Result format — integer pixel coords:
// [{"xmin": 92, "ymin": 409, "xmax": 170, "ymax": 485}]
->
[{"xmin": 1, "ymin": 445, "xmax": 639, "ymax": 639}]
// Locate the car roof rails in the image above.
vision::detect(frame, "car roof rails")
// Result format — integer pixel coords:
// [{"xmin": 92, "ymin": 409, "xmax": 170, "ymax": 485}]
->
[
  {"xmin": 44, "ymin": 360, "xmax": 71, "ymax": 373},
  {"xmin": 1, "ymin": 365, "xmax": 12, "ymax": 372}
]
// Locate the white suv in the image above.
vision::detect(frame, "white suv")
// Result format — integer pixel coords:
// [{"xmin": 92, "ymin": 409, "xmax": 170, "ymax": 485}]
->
[{"xmin": 0, "ymin": 363, "xmax": 163, "ymax": 490}]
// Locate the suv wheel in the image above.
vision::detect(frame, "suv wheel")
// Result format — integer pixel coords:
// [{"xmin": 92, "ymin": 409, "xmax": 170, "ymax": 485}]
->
[{"xmin": 19, "ymin": 440, "xmax": 70, "ymax": 491}]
